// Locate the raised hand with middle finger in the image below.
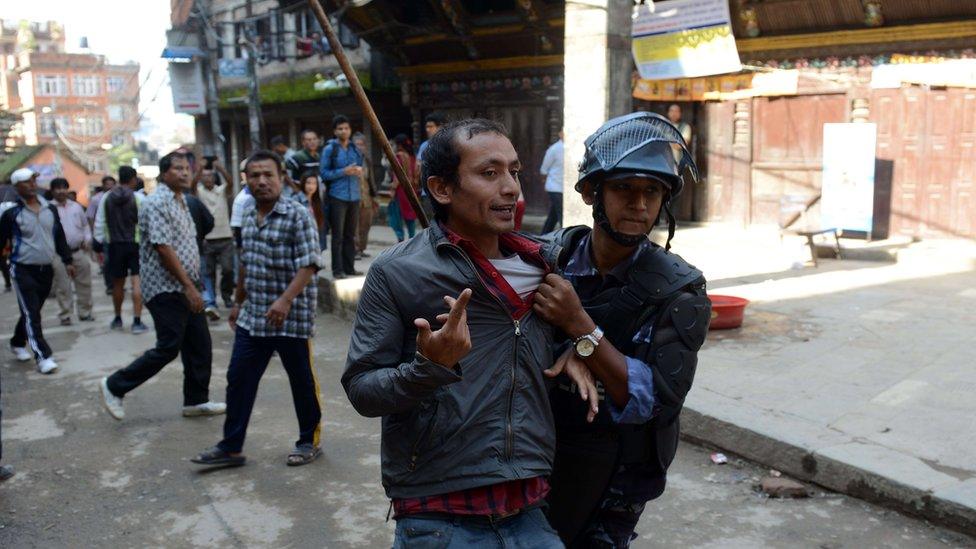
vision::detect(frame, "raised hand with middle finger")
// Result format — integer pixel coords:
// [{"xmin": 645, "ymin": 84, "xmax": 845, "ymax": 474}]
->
[{"xmin": 415, "ymin": 288, "xmax": 473, "ymax": 369}]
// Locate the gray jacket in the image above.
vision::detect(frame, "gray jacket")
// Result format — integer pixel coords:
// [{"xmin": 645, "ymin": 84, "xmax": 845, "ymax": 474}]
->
[{"xmin": 342, "ymin": 223, "xmax": 561, "ymax": 499}]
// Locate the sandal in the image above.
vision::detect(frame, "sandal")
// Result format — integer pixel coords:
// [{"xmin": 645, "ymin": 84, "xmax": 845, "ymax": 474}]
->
[
  {"xmin": 286, "ymin": 444, "xmax": 321, "ymax": 466},
  {"xmin": 191, "ymin": 446, "xmax": 246, "ymax": 467}
]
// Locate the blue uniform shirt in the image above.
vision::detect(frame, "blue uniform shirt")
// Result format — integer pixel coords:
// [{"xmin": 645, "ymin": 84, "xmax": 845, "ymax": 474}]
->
[{"xmin": 562, "ymin": 234, "xmax": 657, "ymax": 425}]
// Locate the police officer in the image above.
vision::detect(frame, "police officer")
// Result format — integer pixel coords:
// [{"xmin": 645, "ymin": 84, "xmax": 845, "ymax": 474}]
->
[{"xmin": 532, "ymin": 112, "xmax": 712, "ymax": 547}]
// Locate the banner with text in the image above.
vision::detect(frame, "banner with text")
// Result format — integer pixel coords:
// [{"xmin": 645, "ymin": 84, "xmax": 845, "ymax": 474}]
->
[
  {"xmin": 169, "ymin": 61, "xmax": 207, "ymax": 115},
  {"xmin": 632, "ymin": 0, "xmax": 742, "ymax": 80}
]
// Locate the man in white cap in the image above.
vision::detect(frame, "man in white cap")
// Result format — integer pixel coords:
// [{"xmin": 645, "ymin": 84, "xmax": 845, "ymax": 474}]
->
[{"xmin": 0, "ymin": 168, "xmax": 75, "ymax": 373}]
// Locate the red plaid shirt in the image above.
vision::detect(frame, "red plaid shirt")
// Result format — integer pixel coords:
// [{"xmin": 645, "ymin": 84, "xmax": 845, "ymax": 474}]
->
[{"xmin": 393, "ymin": 225, "xmax": 552, "ymax": 518}]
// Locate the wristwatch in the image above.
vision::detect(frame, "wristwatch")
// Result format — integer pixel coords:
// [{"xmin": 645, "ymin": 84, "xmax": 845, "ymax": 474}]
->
[{"xmin": 573, "ymin": 326, "xmax": 604, "ymax": 358}]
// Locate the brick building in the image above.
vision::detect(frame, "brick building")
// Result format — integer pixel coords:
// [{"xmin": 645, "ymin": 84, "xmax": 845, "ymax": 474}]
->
[{"xmin": 0, "ymin": 19, "xmax": 140, "ymax": 191}]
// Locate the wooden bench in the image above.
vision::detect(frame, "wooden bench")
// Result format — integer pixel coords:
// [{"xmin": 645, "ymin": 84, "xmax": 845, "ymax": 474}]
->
[
  {"xmin": 779, "ymin": 194, "xmax": 842, "ymax": 266},
  {"xmin": 788, "ymin": 227, "xmax": 842, "ymax": 267}
]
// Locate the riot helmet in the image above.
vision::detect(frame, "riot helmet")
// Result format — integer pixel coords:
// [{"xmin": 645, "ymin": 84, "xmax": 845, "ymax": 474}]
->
[{"xmin": 576, "ymin": 112, "xmax": 698, "ymax": 249}]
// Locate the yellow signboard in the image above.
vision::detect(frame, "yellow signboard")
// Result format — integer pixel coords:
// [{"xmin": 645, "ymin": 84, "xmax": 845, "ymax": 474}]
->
[{"xmin": 632, "ymin": 0, "xmax": 742, "ymax": 80}]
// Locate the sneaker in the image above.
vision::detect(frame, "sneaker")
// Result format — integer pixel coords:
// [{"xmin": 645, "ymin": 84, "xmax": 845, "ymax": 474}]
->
[
  {"xmin": 333, "ymin": 273, "xmax": 347, "ymax": 280},
  {"xmin": 131, "ymin": 320, "xmax": 149, "ymax": 334},
  {"xmin": 60, "ymin": 318, "xmax": 73, "ymax": 326},
  {"xmin": 79, "ymin": 315, "xmax": 95, "ymax": 322},
  {"xmin": 346, "ymin": 270, "xmax": 363, "ymax": 276},
  {"xmin": 110, "ymin": 317, "xmax": 123, "ymax": 330},
  {"xmin": 0, "ymin": 465, "xmax": 14, "ymax": 482},
  {"xmin": 100, "ymin": 377, "xmax": 124, "ymax": 420},
  {"xmin": 205, "ymin": 306, "xmax": 221, "ymax": 321},
  {"xmin": 183, "ymin": 401, "xmax": 227, "ymax": 417},
  {"xmin": 9, "ymin": 344, "xmax": 32, "ymax": 362},
  {"xmin": 37, "ymin": 357, "xmax": 58, "ymax": 374},
  {"xmin": 360, "ymin": 251, "xmax": 371, "ymax": 258}
]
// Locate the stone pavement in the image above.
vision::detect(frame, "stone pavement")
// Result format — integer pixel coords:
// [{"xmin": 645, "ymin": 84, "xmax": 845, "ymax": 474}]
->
[
  {"xmin": 1, "ymin": 268, "xmax": 973, "ymax": 547},
  {"xmin": 322, "ymin": 220, "xmax": 976, "ymax": 536},
  {"xmin": 686, "ymin": 236, "xmax": 976, "ymax": 537}
]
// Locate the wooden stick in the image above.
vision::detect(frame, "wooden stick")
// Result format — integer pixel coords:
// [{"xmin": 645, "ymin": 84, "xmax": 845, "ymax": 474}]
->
[{"xmin": 307, "ymin": 0, "xmax": 430, "ymax": 228}]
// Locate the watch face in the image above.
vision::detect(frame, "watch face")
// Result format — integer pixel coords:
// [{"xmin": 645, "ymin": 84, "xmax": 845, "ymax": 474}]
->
[{"xmin": 575, "ymin": 338, "xmax": 595, "ymax": 357}]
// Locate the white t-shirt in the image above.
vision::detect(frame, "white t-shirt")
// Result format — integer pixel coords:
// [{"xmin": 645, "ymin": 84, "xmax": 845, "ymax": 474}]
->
[
  {"xmin": 230, "ymin": 188, "xmax": 254, "ymax": 229},
  {"xmin": 540, "ymin": 139, "xmax": 564, "ymax": 194},
  {"xmin": 197, "ymin": 183, "xmax": 233, "ymax": 240},
  {"xmin": 488, "ymin": 254, "xmax": 545, "ymax": 300}
]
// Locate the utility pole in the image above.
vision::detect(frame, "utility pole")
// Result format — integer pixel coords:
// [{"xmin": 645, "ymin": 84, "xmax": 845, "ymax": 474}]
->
[
  {"xmin": 240, "ymin": 24, "xmax": 263, "ymax": 154},
  {"xmin": 196, "ymin": 0, "xmax": 230, "ymax": 189}
]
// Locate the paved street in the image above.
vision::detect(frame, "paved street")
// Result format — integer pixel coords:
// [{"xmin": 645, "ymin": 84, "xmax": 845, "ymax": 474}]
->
[{"xmin": 1, "ymin": 255, "xmax": 974, "ymax": 548}]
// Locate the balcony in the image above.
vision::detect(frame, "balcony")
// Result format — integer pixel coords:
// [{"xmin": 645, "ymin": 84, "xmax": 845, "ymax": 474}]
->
[{"xmin": 214, "ymin": 3, "xmax": 369, "ymax": 96}]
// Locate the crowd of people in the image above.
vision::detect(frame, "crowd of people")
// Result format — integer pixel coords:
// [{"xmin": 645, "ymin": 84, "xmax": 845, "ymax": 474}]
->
[{"xmin": 0, "ymin": 109, "xmax": 709, "ymax": 547}]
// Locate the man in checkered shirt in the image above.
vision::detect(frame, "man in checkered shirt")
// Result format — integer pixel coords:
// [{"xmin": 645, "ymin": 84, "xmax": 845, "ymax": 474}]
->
[
  {"xmin": 100, "ymin": 151, "xmax": 225, "ymax": 421},
  {"xmin": 193, "ymin": 149, "xmax": 324, "ymax": 468}
]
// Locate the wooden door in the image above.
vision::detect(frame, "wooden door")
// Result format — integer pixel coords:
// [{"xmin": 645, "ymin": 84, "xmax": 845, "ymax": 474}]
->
[
  {"xmin": 871, "ymin": 86, "xmax": 975, "ymax": 238},
  {"xmin": 950, "ymin": 88, "xmax": 976, "ymax": 237},
  {"xmin": 486, "ymin": 104, "xmax": 549, "ymax": 215},
  {"xmin": 923, "ymin": 90, "xmax": 953, "ymax": 232},
  {"xmin": 702, "ymin": 101, "xmax": 737, "ymax": 223},
  {"xmin": 751, "ymin": 94, "xmax": 847, "ymax": 225}
]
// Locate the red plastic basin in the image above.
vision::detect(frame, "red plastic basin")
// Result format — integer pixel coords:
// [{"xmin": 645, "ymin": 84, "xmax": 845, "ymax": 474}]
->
[{"xmin": 708, "ymin": 295, "xmax": 749, "ymax": 330}]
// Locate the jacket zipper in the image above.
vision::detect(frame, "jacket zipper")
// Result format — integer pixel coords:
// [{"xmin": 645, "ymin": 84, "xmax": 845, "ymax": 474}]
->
[
  {"xmin": 442, "ymin": 243, "xmax": 524, "ymax": 462},
  {"xmin": 507, "ymin": 318, "xmax": 520, "ymax": 460}
]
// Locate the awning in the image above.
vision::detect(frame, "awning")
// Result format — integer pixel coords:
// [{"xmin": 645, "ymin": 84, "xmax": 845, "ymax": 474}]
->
[{"xmin": 161, "ymin": 46, "xmax": 206, "ymax": 60}]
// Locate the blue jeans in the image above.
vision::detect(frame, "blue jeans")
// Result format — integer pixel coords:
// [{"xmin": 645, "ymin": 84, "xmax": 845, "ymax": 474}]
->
[
  {"xmin": 393, "ymin": 508, "xmax": 563, "ymax": 548},
  {"xmin": 200, "ymin": 254, "xmax": 216, "ymax": 308}
]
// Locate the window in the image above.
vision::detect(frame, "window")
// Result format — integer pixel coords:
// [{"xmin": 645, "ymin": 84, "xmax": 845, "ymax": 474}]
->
[
  {"xmin": 36, "ymin": 74, "xmax": 67, "ymax": 96},
  {"xmin": 73, "ymin": 75, "xmax": 100, "ymax": 96},
  {"xmin": 39, "ymin": 115, "xmax": 56, "ymax": 136},
  {"xmin": 106, "ymin": 77, "xmax": 126, "ymax": 93},
  {"xmin": 74, "ymin": 116, "xmax": 104, "ymax": 136},
  {"xmin": 39, "ymin": 115, "xmax": 68, "ymax": 135},
  {"xmin": 108, "ymin": 105, "xmax": 124, "ymax": 121}
]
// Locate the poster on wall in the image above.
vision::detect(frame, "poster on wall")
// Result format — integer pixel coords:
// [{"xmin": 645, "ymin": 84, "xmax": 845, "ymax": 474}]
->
[
  {"xmin": 821, "ymin": 123, "xmax": 877, "ymax": 235},
  {"xmin": 631, "ymin": 0, "xmax": 742, "ymax": 80},
  {"xmin": 168, "ymin": 61, "xmax": 207, "ymax": 115}
]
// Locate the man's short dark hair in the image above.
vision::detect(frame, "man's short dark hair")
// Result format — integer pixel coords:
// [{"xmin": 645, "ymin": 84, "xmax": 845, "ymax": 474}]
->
[
  {"xmin": 420, "ymin": 118, "xmax": 510, "ymax": 222},
  {"xmin": 159, "ymin": 151, "xmax": 187, "ymax": 174},
  {"xmin": 301, "ymin": 129, "xmax": 318, "ymax": 139},
  {"xmin": 425, "ymin": 111, "xmax": 447, "ymax": 127},
  {"xmin": 101, "ymin": 175, "xmax": 117, "ymax": 186},
  {"xmin": 119, "ymin": 165, "xmax": 137, "ymax": 184},
  {"xmin": 50, "ymin": 177, "xmax": 69, "ymax": 190},
  {"xmin": 243, "ymin": 149, "xmax": 283, "ymax": 175},
  {"xmin": 270, "ymin": 135, "xmax": 287, "ymax": 147},
  {"xmin": 332, "ymin": 114, "xmax": 350, "ymax": 129}
]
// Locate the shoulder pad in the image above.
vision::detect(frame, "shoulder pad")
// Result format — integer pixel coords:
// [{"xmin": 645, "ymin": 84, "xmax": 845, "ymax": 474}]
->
[
  {"xmin": 628, "ymin": 244, "xmax": 705, "ymax": 301},
  {"xmin": 554, "ymin": 225, "xmax": 591, "ymax": 269}
]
